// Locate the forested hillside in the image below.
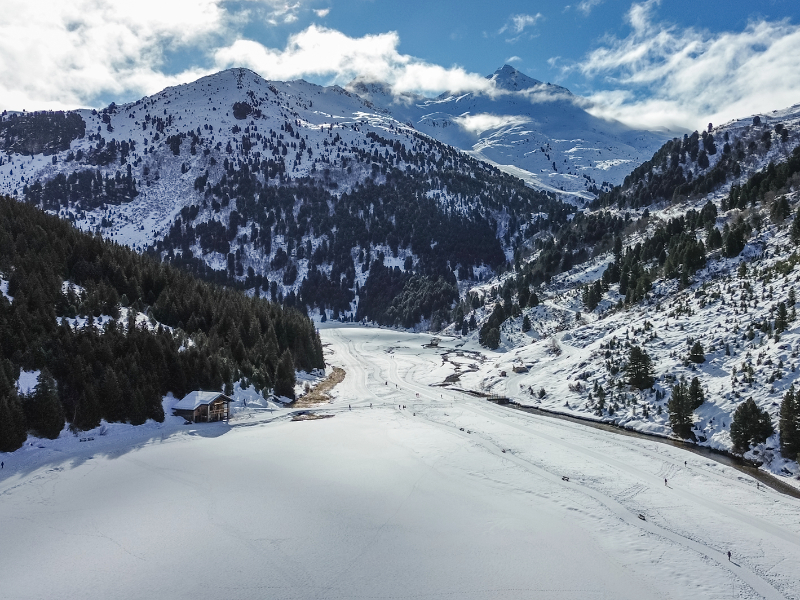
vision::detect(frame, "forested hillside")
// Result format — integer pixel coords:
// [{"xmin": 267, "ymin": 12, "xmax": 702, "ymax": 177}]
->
[
  {"xmin": 448, "ymin": 106, "xmax": 800, "ymax": 471},
  {"xmin": 0, "ymin": 196, "xmax": 323, "ymax": 451},
  {"xmin": 595, "ymin": 113, "xmax": 800, "ymax": 210}
]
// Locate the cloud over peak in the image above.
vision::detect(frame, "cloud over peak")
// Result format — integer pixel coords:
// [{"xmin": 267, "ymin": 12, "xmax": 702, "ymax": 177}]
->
[{"xmin": 566, "ymin": 1, "xmax": 800, "ymax": 130}]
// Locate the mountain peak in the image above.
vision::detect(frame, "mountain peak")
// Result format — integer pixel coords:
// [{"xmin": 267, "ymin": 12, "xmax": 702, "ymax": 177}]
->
[{"xmin": 487, "ymin": 65, "xmax": 542, "ymax": 92}]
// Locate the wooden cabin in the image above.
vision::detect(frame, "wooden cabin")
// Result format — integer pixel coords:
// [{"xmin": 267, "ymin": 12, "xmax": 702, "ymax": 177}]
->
[{"xmin": 173, "ymin": 391, "xmax": 232, "ymax": 423}]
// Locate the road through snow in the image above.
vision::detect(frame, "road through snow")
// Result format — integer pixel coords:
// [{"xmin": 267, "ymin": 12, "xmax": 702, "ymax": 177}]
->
[{"xmin": 1, "ymin": 324, "xmax": 799, "ymax": 599}]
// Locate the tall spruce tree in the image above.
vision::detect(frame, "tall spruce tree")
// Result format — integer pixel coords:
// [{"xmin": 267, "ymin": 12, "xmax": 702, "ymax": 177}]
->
[
  {"xmin": 625, "ymin": 346, "xmax": 655, "ymax": 389},
  {"xmin": 775, "ymin": 302, "xmax": 788, "ymax": 334},
  {"xmin": 25, "ymin": 371, "xmax": 65, "ymax": 439},
  {"xmin": 0, "ymin": 364, "xmax": 27, "ymax": 452},
  {"xmin": 730, "ymin": 398, "xmax": 774, "ymax": 454},
  {"xmin": 689, "ymin": 341, "xmax": 705, "ymax": 363},
  {"xmin": 668, "ymin": 377, "xmax": 694, "ymax": 438},
  {"xmin": 688, "ymin": 377, "xmax": 705, "ymax": 409},
  {"xmin": 274, "ymin": 350, "xmax": 296, "ymax": 400},
  {"xmin": 779, "ymin": 385, "xmax": 800, "ymax": 460}
]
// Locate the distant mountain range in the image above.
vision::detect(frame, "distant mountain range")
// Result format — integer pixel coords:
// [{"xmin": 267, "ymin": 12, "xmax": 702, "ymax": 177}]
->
[
  {"xmin": 0, "ymin": 67, "xmax": 574, "ymax": 325},
  {"xmin": 350, "ymin": 65, "xmax": 670, "ymax": 200},
  {"xmin": 1, "ymin": 65, "xmax": 798, "ymax": 331}
]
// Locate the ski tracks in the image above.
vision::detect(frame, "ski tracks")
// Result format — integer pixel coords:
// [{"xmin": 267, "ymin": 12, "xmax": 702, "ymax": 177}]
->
[{"xmin": 327, "ymin": 328, "xmax": 799, "ymax": 599}]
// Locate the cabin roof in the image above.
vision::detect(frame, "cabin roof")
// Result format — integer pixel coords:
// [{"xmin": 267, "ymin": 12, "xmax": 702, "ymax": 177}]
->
[{"xmin": 174, "ymin": 391, "xmax": 232, "ymax": 411}]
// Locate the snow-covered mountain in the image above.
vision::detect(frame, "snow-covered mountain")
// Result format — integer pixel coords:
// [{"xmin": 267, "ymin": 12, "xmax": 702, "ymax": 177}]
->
[
  {"xmin": 350, "ymin": 65, "xmax": 670, "ymax": 200},
  {"xmin": 0, "ymin": 68, "xmax": 573, "ymax": 323},
  {"xmin": 444, "ymin": 105, "xmax": 800, "ymax": 470}
]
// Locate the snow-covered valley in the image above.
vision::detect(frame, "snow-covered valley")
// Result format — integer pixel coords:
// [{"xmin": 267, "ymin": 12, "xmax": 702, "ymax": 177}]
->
[{"xmin": 2, "ymin": 325, "xmax": 799, "ymax": 600}]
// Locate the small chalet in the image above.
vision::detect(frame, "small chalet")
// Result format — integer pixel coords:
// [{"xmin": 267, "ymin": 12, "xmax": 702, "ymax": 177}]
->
[{"xmin": 173, "ymin": 391, "xmax": 232, "ymax": 423}]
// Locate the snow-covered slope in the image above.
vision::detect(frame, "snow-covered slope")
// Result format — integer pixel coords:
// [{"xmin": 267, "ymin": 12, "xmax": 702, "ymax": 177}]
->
[
  {"xmin": 2, "ymin": 325, "xmax": 798, "ymax": 600},
  {"xmin": 1, "ymin": 68, "xmax": 582, "ymax": 324},
  {"xmin": 441, "ymin": 106, "xmax": 800, "ymax": 472},
  {"xmin": 350, "ymin": 65, "xmax": 671, "ymax": 200},
  {"xmin": 0, "ymin": 68, "xmax": 419, "ymax": 247}
]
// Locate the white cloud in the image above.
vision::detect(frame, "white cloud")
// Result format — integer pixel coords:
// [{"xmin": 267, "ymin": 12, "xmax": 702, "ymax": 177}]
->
[
  {"xmin": 0, "ymin": 0, "xmax": 229, "ymax": 110},
  {"xmin": 452, "ymin": 113, "xmax": 531, "ymax": 135},
  {"xmin": 499, "ymin": 13, "xmax": 543, "ymax": 35},
  {"xmin": 214, "ymin": 25, "xmax": 495, "ymax": 96},
  {"xmin": 0, "ymin": 1, "xmax": 495, "ymax": 110},
  {"xmin": 577, "ymin": 0, "xmax": 604, "ymax": 16},
  {"xmin": 314, "ymin": 8, "xmax": 330, "ymax": 17},
  {"xmin": 566, "ymin": 0, "xmax": 800, "ymax": 130},
  {"xmin": 506, "ymin": 56, "xmax": 522, "ymax": 63}
]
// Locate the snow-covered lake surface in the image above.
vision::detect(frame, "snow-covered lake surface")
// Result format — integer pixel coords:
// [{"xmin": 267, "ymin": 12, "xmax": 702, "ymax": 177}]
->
[{"xmin": 1, "ymin": 325, "xmax": 799, "ymax": 599}]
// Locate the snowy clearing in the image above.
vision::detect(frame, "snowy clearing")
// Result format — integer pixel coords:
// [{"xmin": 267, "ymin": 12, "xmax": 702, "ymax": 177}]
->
[{"xmin": 1, "ymin": 325, "xmax": 799, "ymax": 599}]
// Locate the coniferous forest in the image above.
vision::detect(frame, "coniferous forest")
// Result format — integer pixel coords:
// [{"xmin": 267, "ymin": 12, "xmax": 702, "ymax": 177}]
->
[{"xmin": 0, "ymin": 195, "xmax": 324, "ymax": 451}]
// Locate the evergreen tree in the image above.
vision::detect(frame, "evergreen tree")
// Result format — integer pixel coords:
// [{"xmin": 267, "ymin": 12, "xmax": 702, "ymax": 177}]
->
[
  {"xmin": 792, "ymin": 208, "xmax": 800, "ymax": 245},
  {"xmin": 689, "ymin": 341, "xmax": 705, "ymax": 363},
  {"xmin": 479, "ymin": 303, "xmax": 505, "ymax": 348},
  {"xmin": 0, "ymin": 392, "xmax": 27, "ymax": 452},
  {"xmin": 625, "ymin": 346, "xmax": 655, "ymax": 389},
  {"xmin": 274, "ymin": 349, "xmax": 296, "ymax": 400},
  {"xmin": 775, "ymin": 302, "xmax": 788, "ymax": 334},
  {"xmin": 522, "ymin": 314, "xmax": 531, "ymax": 332},
  {"xmin": 779, "ymin": 385, "xmax": 800, "ymax": 460},
  {"xmin": 688, "ymin": 376, "xmax": 705, "ymax": 409},
  {"xmin": 730, "ymin": 398, "xmax": 775, "ymax": 454},
  {"xmin": 484, "ymin": 327, "xmax": 500, "ymax": 349},
  {"xmin": 24, "ymin": 371, "xmax": 65, "ymax": 439},
  {"xmin": 0, "ymin": 364, "xmax": 27, "ymax": 452},
  {"xmin": 668, "ymin": 376, "xmax": 694, "ymax": 438}
]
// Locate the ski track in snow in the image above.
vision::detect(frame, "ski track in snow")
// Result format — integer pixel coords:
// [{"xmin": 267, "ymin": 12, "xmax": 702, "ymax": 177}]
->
[
  {"xmin": 1, "ymin": 325, "xmax": 799, "ymax": 599},
  {"xmin": 325, "ymin": 325, "xmax": 800, "ymax": 599}
]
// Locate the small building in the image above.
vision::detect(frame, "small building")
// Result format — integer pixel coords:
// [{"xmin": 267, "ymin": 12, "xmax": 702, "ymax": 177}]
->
[{"xmin": 173, "ymin": 391, "xmax": 232, "ymax": 423}]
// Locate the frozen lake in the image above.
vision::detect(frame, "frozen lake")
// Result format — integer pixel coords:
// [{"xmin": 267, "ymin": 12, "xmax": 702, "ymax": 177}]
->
[{"xmin": 1, "ymin": 325, "xmax": 799, "ymax": 599}]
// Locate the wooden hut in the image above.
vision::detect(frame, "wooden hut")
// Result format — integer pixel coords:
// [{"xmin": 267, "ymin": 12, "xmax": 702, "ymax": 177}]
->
[{"xmin": 173, "ymin": 391, "xmax": 232, "ymax": 423}]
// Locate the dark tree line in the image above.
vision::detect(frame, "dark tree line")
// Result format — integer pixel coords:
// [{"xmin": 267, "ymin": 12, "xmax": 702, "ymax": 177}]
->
[
  {"xmin": 595, "ymin": 122, "xmax": 791, "ymax": 210},
  {"xmin": 0, "ymin": 195, "xmax": 324, "ymax": 451},
  {"xmin": 0, "ymin": 110, "xmax": 85, "ymax": 155},
  {"xmin": 24, "ymin": 166, "xmax": 138, "ymax": 211}
]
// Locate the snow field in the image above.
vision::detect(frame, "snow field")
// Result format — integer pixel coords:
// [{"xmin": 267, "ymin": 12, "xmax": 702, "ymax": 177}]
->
[{"xmin": 1, "ymin": 325, "xmax": 799, "ymax": 599}]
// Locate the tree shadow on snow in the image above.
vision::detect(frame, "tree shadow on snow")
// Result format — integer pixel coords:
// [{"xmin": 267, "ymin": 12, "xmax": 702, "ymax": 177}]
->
[{"xmin": 0, "ymin": 419, "xmax": 234, "ymax": 483}]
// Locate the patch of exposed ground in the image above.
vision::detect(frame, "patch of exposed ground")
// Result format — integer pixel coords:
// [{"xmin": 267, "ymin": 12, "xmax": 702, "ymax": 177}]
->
[
  {"xmin": 291, "ymin": 413, "xmax": 335, "ymax": 422},
  {"xmin": 293, "ymin": 367, "xmax": 346, "ymax": 407}
]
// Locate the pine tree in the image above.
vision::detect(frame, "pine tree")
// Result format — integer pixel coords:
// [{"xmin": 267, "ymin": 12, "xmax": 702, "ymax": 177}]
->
[
  {"xmin": 689, "ymin": 341, "xmax": 705, "ymax": 363},
  {"xmin": 0, "ymin": 367, "xmax": 27, "ymax": 451},
  {"xmin": 625, "ymin": 346, "xmax": 655, "ymax": 389},
  {"xmin": 775, "ymin": 302, "xmax": 788, "ymax": 333},
  {"xmin": 25, "ymin": 370, "xmax": 65, "ymax": 439},
  {"xmin": 484, "ymin": 327, "xmax": 500, "ymax": 349},
  {"xmin": 688, "ymin": 376, "xmax": 705, "ymax": 409},
  {"xmin": 792, "ymin": 208, "xmax": 800, "ymax": 245},
  {"xmin": 730, "ymin": 397, "xmax": 775, "ymax": 454},
  {"xmin": 274, "ymin": 349, "xmax": 296, "ymax": 400},
  {"xmin": 522, "ymin": 314, "xmax": 531, "ymax": 332},
  {"xmin": 779, "ymin": 385, "xmax": 800, "ymax": 460},
  {"xmin": 668, "ymin": 376, "xmax": 694, "ymax": 438}
]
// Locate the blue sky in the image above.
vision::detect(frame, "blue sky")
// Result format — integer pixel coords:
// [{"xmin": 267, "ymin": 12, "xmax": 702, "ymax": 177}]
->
[
  {"xmin": 260, "ymin": 0, "xmax": 800, "ymax": 92},
  {"xmin": 2, "ymin": 0, "xmax": 800, "ymax": 130}
]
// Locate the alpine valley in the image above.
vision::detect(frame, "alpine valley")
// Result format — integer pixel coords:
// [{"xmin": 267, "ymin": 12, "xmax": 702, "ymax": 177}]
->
[{"xmin": 4, "ymin": 63, "xmax": 800, "ymax": 480}]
